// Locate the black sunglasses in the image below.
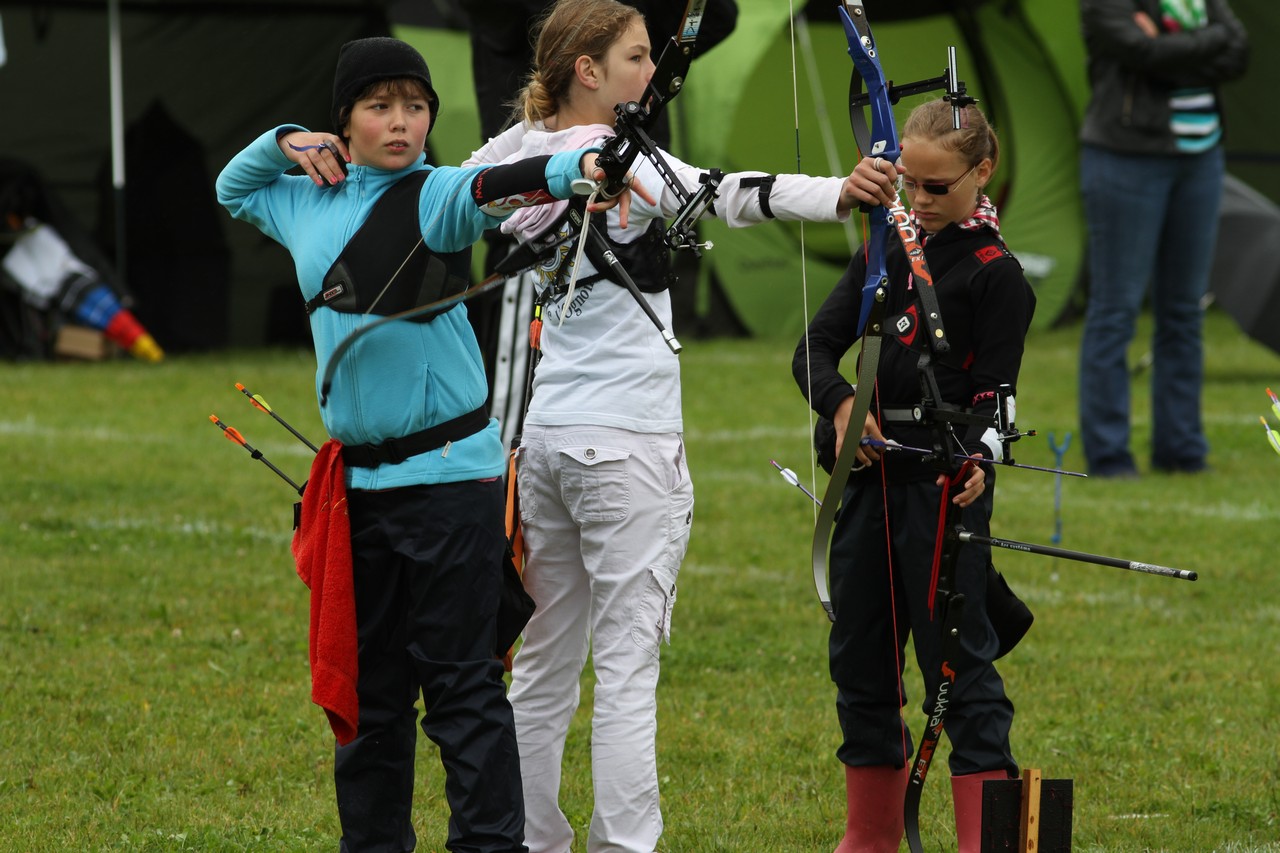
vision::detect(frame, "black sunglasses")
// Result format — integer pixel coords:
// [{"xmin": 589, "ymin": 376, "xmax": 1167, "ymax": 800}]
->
[{"xmin": 902, "ymin": 164, "xmax": 977, "ymax": 196}]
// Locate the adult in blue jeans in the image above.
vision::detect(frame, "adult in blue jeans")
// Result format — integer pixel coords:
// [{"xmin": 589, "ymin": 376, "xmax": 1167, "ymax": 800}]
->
[{"xmin": 1078, "ymin": 0, "xmax": 1248, "ymax": 477}]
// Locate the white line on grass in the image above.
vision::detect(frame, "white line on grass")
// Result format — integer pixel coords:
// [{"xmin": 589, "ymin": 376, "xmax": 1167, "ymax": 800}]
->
[
  {"xmin": 1107, "ymin": 813, "xmax": 1170, "ymax": 819},
  {"xmin": 0, "ymin": 418, "xmax": 316, "ymax": 457},
  {"xmin": 686, "ymin": 425, "xmax": 809, "ymax": 443},
  {"xmin": 681, "ymin": 561, "xmax": 796, "ymax": 584},
  {"xmin": 77, "ymin": 515, "xmax": 289, "ymax": 544}
]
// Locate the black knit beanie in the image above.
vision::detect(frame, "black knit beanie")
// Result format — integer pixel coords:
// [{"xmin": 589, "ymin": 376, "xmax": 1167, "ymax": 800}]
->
[{"xmin": 331, "ymin": 37, "xmax": 440, "ymax": 136}]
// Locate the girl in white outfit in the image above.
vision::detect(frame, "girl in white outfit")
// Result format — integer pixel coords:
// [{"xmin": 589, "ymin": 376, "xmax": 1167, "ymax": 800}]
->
[{"xmin": 466, "ymin": 2, "xmax": 864, "ymax": 850}]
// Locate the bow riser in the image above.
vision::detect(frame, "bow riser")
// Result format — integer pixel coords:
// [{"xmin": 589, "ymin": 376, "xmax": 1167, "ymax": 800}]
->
[{"xmin": 839, "ymin": 1, "xmax": 897, "ymax": 338}]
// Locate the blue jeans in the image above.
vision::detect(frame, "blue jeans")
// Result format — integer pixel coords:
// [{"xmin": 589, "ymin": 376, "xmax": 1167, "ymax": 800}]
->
[{"xmin": 1078, "ymin": 145, "xmax": 1224, "ymax": 474}]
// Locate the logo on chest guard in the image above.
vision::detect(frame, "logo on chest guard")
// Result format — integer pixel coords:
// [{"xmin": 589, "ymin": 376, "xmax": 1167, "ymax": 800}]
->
[{"xmin": 890, "ymin": 304, "xmax": 920, "ymax": 346}]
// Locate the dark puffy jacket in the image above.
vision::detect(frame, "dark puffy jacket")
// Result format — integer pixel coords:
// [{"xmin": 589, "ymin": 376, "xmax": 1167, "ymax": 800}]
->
[{"xmin": 1080, "ymin": 0, "xmax": 1248, "ymax": 154}]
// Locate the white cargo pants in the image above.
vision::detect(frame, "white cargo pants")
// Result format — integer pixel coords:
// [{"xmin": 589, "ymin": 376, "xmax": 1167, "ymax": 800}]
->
[{"xmin": 511, "ymin": 424, "xmax": 694, "ymax": 853}]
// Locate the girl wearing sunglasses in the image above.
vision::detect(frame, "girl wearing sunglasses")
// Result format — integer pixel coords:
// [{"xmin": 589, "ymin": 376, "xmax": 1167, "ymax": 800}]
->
[{"xmin": 793, "ymin": 98, "xmax": 1036, "ymax": 853}]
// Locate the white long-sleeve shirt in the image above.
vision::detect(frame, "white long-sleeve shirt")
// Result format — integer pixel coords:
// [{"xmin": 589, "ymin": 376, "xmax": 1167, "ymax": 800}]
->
[{"xmin": 467, "ymin": 122, "xmax": 850, "ymax": 433}]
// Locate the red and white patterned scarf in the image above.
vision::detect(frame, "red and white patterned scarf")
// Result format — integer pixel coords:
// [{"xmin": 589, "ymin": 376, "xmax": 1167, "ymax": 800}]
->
[
  {"xmin": 911, "ymin": 193, "xmax": 1002, "ymax": 246},
  {"xmin": 905, "ymin": 194, "xmax": 1002, "ymax": 292}
]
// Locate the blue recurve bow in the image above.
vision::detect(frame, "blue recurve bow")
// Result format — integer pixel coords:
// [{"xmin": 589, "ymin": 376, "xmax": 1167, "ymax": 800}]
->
[
  {"xmin": 806, "ymin": 0, "xmax": 897, "ymax": 625},
  {"xmin": 810, "ymin": 7, "xmax": 1198, "ymax": 845},
  {"xmin": 810, "ymin": 3, "xmax": 975, "ymax": 849},
  {"xmin": 810, "ymin": 0, "xmax": 970, "ymax": 619}
]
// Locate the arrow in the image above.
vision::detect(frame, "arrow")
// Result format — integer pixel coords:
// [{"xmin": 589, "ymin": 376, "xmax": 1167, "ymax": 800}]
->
[
  {"xmin": 235, "ymin": 382, "xmax": 320, "ymax": 452},
  {"xmin": 860, "ymin": 437, "xmax": 1087, "ymax": 478},
  {"xmin": 957, "ymin": 530, "xmax": 1197, "ymax": 582},
  {"xmin": 772, "ymin": 457, "xmax": 1197, "ymax": 582},
  {"xmin": 209, "ymin": 414, "xmax": 305, "ymax": 495},
  {"xmin": 770, "ymin": 459, "xmax": 821, "ymax": 506}
]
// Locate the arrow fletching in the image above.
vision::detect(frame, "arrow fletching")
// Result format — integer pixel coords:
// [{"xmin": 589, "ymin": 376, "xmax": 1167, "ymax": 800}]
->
[
  {"xmin": 212, "ymin": 416, "xmax": 248, "ymax": 447},
  {"xmin": 234, "ymin": 381, "xmax": 319, "ymax": 452},
  {"xmin": 1262, "ymin": 415, "xmax": 1280, "ymax": 457},
  {"xmin": 209, "ymin": 413, "xmax": 304, "ymax": 494},
  {"xmin": 235, "ymin": 382, "xmax": 273, "ymax": 414}
]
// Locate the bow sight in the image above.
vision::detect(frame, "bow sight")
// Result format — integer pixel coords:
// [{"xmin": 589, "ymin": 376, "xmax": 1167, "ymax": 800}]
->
[
  {"xmin": 585, "ymin": 0, "xmax": 720, "ymax": 255},
  {"xmin": 847, "ymin": 44, "xmax": 978, "ymax": 135}
]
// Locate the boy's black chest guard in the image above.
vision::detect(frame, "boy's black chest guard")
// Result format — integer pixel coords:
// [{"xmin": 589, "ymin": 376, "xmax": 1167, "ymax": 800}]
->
[{"xmin": 308, "ymin": 171, "xmax": 470, "ymax": 322}]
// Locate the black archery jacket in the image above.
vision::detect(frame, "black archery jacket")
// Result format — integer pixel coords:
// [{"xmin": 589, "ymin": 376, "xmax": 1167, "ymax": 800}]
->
[{"xmin": 794, "ymin": 223, "xmax": 1036, "ymax": 484}]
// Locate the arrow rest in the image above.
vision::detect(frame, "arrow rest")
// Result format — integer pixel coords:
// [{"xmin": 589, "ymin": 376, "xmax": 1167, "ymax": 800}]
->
[{"xmin": 995, "ymin": 383, "xmax": 1021, "ymax": 464}]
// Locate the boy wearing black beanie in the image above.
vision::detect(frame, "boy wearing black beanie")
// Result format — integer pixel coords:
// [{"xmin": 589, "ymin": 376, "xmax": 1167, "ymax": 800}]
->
[{"xmin": 217, "ymin": 36, "xmax": 641, "ymax": 853}]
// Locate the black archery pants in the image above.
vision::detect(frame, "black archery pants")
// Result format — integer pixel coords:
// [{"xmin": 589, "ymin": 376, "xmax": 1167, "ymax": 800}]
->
[
  {"xmin": 335, "ymin": 480, "xmax": 527, "ymax": 853},
  {"xmin": 828, "ymin": 475, "xmax": 1017, "ymax": 777}
]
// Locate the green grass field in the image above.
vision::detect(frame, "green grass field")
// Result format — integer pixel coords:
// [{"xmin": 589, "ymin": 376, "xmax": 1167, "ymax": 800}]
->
[{"xmin": 2, "ymin": 308, "xmax": 1277, "ymax": 852}]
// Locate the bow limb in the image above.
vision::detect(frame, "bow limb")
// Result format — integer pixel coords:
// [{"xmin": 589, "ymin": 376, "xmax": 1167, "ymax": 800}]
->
[
  {"xmin": 903, "ymin": 464, "xmax": 972, "ymax": 853},
  {"xmin": 806, "ymin": 294, "xmax": 886, "ymax": 622}
]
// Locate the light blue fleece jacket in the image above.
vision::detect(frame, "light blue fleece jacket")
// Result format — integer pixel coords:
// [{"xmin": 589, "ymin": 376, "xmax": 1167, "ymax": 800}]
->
[{"xmin": 216, "ymin": 126, "xmax": 589, "ymax": 490}]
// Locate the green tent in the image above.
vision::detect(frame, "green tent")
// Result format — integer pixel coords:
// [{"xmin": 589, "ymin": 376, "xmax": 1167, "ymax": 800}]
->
[
  {"xmin": 406, "ymin": 0, "xmax": 1088, "ymax": 339},
  {"xmin": 409, "ymin": 0, "xmax": 1276, "ymax": 341}
]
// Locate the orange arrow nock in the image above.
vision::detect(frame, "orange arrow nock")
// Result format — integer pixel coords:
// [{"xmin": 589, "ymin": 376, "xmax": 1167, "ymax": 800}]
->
[{"xmin": 210, "ymin": 414, "xmax": 249, "ymax": 446}]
